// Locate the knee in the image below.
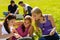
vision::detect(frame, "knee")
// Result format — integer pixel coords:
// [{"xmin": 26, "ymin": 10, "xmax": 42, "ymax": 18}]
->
[{"xmin": 39, "ymin": 37, "xmax": 46, "ymax": 40}]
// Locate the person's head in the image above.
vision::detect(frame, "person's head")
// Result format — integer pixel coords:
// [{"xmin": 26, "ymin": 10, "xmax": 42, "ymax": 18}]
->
[
  {"xmin": 18, "ymin": 1, "xmax": 24, "ymax": 7},
  {"xmin": 24, "ymin": 15, "xmax": 32, "ymax": 28},
  {"xmin": 31, "ymin": 7, "xmax": 42, "ymax": 20},
  {"xmin": 4, "ymin": 14, "xmax": 16, "ymax": 33},
  {"xmin": 10, "ymin": 1, "xmax": 15, "ymax": 7}
]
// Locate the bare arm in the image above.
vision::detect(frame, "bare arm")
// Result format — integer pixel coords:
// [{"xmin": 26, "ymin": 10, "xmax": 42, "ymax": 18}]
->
[
  {"xmin": 28, "ymin": 26, "xmax": 34, "ymax": 36},
  {"xmin": 0, "ymin": 33, "xmax": 14, "ymax": 39},
  {"xmin": 48, "ymin": 15, "xmax": 56, "ymax": 36},
  {"xmin": 14, "ymin": 8, "xmax": 19, "ymax": 15},
  {"xmin": 11, "ymin": 27, "xmax": 22, "ymax": 38},
  {"xmin": 0, "ymin": 24, "xmax": 14, "ymax": 39}
]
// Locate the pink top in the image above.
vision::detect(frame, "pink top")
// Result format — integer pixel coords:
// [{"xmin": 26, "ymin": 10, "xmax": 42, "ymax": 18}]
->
[{"xmin": 16, "ymin": 25, "xmax": 30, "ymax": 37}]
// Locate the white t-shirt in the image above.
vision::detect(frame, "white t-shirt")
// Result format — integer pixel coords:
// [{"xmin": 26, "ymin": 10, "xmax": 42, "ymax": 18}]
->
[
  {"xmin": 2, "ymin": 25, "xmax": 8, "ymax": 35},
  {"xmin": 23, "ymin": 4, "xmax": 30, "ymax": 11},
  {"xmin": 1, "ymin": 25, "xmax": 14, "ymax": 35}
]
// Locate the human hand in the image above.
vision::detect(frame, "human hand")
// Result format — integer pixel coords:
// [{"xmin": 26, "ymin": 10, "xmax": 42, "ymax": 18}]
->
[
  {"xmin": 14, "ymin": 33, "xmax": 20, "ymax": 38},
  {"xmin": 49, "ymin": 31, "xmax": 55, "ymax": 36}
]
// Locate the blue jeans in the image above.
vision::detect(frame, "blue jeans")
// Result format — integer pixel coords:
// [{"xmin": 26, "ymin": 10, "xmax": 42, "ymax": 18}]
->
[
  {"xmin": 3, "ymin": 12, "xmax": 8, "ymax": 16},
  {"xmin": 39, "ymin": 33, "xmax": 59, "ymax": 40}
]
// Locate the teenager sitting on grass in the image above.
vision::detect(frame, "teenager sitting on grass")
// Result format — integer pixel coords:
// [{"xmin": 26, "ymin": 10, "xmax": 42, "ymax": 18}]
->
[
  {"xmin": 8, "ymin": 1, "xmax": 19, "ymax": 15},
  {"xmin": 12, "ymin": 15, "xmax": 34, "ymax": 40},
  {"xmin": 4, "ymin": 1, "xmax": 19, "ymax": 16},
  {"xmin": 31, "ymin": 7, "xmax": 59, "ymax": 40},
  {"xmin": 0, "ymin": 14, "xmax": 20, "ymax": 40},
  {"xmin": 18, "ymin": 1, "xmax": 32, "ymax": 17}
]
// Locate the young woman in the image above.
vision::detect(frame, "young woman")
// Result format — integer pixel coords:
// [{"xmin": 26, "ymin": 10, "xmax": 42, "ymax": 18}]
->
[
  {"xmin": 0, "ymin": 14, "xmax": 20, "ymax": 40},
  {"xmin": 31, "ymin": 7, "xmax": 59, "ymax": 40},
  {"xmin": 12, "ymin": 15, "xmax": 34, "ymax": 40}
]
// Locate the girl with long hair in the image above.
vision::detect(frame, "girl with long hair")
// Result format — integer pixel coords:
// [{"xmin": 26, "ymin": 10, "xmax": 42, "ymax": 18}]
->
[
  {"xmin": 31, "ymin": 7, "xmax": 59, "ymax": 40},
  {"xmin": 12, "ymin": 15, "xmax": 34, "ymax": 40},
  {"xmin": 0, "ymin": 14, "xmax": 20, "ymax": 40}
]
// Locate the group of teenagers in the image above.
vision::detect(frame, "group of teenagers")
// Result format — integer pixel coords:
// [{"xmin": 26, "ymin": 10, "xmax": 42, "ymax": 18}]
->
[
  {"xmin": 0, "ymin": 0, "xmax": 59, "ymax": 40},
  {"xmin": 4, "ymin": 0, "xmax": 32, "ymax": 17}
]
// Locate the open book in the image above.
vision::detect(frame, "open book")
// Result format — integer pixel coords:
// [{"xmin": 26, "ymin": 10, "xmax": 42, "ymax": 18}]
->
[{"xmin": 17, "ymin": 37, "xmax": 32, "ymax": 40}]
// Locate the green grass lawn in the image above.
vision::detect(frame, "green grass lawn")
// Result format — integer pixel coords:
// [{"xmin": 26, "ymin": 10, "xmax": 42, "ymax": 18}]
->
[{"xmin": 0, "ymin": 0, "xmax": 60, "ymax": 39}]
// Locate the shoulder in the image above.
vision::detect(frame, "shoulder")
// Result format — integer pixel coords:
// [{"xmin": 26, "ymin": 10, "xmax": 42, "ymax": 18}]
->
[
  {"xmin": 15, "ymin": 4, "xmax": 18, "ymax": 7},
  {"xmin": 47, "ymin": 14, "xmax": 53, "ymax": 20},
  {"xmin": 43, "ymin": 14, "xmax": 53, "ymax": 20},
  {"xmin": 43, "ymin": 14, "xmax": 51, "ymax": 16},
  {"xmin": 25, "ymin": 4, "xmax": 30, "ymax": 8},
  {"xmin": 25, "ymin": 3, "xmax": 29, "ymax": 6},
  {"xmin": 45, "ymin": 14, "xmax": 54, "ymax": 21},
  {"xmin": 8, "ymin": 5, "xmax": 11, "ymax": 7},
  {"xmin": 43, "ymin": 14, "xmax": 52, "ymax": 18}
]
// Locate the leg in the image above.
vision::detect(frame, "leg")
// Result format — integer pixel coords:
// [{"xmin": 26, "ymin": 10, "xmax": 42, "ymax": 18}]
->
[
  {"xmin": 39, "ymin": 37, "xmax": 46, "ymax": 40},
  {"xmin": 52, "ymin": 33, "xmax": 59, "ymax": 40},
  {"xmin": 3, "ymin": 12, "xmax": 8, "ymax": 16},
  {"xmin": 44, "ymin": 33, "xmax": 59, "ymax": 40}
]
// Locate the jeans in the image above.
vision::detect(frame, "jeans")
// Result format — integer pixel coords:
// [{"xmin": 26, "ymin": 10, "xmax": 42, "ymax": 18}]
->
[
  {"xmin": 39, "ymin": 33, "xmax": 59, "ymax": 40},
  {"xmin": 3, "ymin": 12, "xmax": 8, "ymax": 16}
]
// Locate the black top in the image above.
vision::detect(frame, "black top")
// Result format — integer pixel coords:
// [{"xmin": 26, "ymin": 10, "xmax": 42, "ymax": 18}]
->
[
  {"xmin": 8, "ymin": 4, "xmax": 18, "ymax": 14},
  {"xmin": 27, "ymin": 6, "xmax": 32, "ymax": 16}
]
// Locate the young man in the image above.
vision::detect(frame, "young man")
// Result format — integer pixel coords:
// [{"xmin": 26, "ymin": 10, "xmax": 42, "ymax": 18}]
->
[
  {"xmin": 18, "ymin": 1, "xmax": 32, "ymax": 17},
  {"xmin": 8, "ymin": 1, "xmax": 19, "ymax": 15}
]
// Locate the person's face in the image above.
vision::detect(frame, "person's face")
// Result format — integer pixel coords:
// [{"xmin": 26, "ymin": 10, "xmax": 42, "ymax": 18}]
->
[
  {"xmin": 24, "ymin": 19, "xmax": 31, "ymax": 28},
  {"xmin": 19, "ymin": 3, "xmax": 24, "ymax": 7},
  {"xmin": 11, "ymin": 3, "xmax": 15, "ymax": 7},
  {"xmin": 32, "ymin": 13, "xmax": 41, "ymax": 21},
  {"xmin": 8, "ymin": 19, "xmax": 16, "ymax": 26}
]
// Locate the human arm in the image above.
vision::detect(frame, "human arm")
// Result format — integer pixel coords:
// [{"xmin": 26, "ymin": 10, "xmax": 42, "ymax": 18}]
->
[
  {"xmin": 48, "ymin": 15, "xmax": 56, "ymax": 36},
  {"xmin": 28, "ymin": 26, "xmax": 34, "ymax": 36}
]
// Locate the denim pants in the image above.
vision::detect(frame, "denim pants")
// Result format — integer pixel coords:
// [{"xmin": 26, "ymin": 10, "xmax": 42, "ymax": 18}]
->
[
  {"xmin": 39, "ymin": 33, "xmax": 59, "ymax": 40},
  {"xmin": 3, "ymin": 12, "xmax": 8, "ymax": 16}
]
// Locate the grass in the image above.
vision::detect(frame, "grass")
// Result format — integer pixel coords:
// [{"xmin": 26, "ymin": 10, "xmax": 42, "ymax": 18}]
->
[{"xmin": 0, "ymin": 0, "xmax": 60, "ymax": 39}]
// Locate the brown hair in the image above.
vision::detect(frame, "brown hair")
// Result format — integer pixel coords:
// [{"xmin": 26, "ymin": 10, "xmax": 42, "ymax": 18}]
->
[
  {"xmin": 31, "ymin": 7, "xmax": 42, "ymax": 14},
  {"xmin": 3, "ymin": 14, "xmax": 16, "ymax": 33},
  {"xmin": 18, "ymin": 1, "xmax": 23, "ymax": 5},
  {"xmin": 10, "ymin": 1, "xmax": 15, "ymax": 5},
  {"xmin": 21, "ymin": 15, "xmax": 32, "ymax": 32},
  {"xmin": 31, "ymin": 7, "xmax": 44, "ymax": 27},
  {"xmin": 24, "ymin": 15, "xmax": 32, "ymax": 23}
]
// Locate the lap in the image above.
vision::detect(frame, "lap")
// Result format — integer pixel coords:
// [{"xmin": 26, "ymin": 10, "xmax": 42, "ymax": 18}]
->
[{"xmin": 39, "ymin": 33, "xmax": 59, "ymax": 40}]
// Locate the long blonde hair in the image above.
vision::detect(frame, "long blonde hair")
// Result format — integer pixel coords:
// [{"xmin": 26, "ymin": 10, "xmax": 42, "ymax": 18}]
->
[
  {"xmin": 31, "ymin": 7, "xmax": 43, "ymax": 27},
  {"xmin": 31, "ymin": 7, "xmax": 42, "ymax": 14}
]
